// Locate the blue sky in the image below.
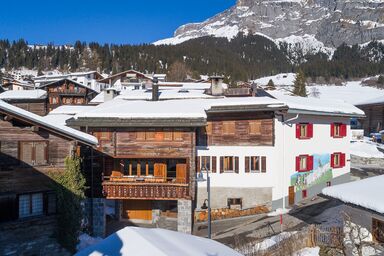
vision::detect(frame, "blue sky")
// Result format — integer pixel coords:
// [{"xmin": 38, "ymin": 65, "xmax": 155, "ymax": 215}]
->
[{"xmin": 0, "ymin": 0, "xmax": 235, "ymax": 45}]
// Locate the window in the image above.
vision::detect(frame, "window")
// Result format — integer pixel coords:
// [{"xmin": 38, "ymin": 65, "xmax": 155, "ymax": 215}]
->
[
  {"xmin": 19, "ymin": 193, "xmax": 43, "ymax": 218},
  {"xmin": 200, "ymin": 156, "xmax": 211, "ymax": 171},
  {"xmin": 222, "ymin": 121, "xmax": 235, "ymax": 135},
  {"xmin": 331, "ymin": 152, "xmax": 346, "ymax": 168},
  {"xmin": 326, "ymin": 181, "xmax": 331, "ymax": 187},
  {"xmin": 136, "ymin": 131, "xmax": 146, "ymax": 140},
  {"xmin": 145, "ymin": 130, "xmax": 155, "ymax": 140},
  {"xmin": 19, "ymin": 141, "xmax": 48, "ymax": 166},
  {"xmin": 296, "ymin": 123, "xmax": 313, "ymax": 139},
  {"xmin": 245, "ymin": 156, "xmax": 267, "ymax": 173},
  {"xmin": 302, "ymin": 189, "xmax": 308, "ymax": 199},
  {"xmin": 249, "ymin": 120, "xmax": 261, "ymax": 135},
  {"xmin": 295, "ymin": 155, "xmax": 313, "ymax": 172},
  {"xmin": 331, "ymin": 123, "xmax": 347, "ymax": 138},
  {"xmin": 227, "ymin": 198, "xmax": 242, "ymax": 209},
  {"xmin": 98, "ymin": 131, "xmax": 112, "ymax": 141},
  {"xmin": 372, "ymin": 218, "xmax": 384, "ymax": 243},
  {"xmin": 220, "ymin": 156, "xmax": 239, "ymax": 173}
]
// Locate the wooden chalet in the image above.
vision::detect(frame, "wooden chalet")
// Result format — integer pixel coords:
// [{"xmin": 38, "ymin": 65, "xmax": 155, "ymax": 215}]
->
[
  {"xmin": 355, "ymin": 98, "xmax": 384, "ymax": 135},
  {"xmin": 98, "ymin": 70, "xmax": 153, "ymax": 90},
  {"xmin": 39, "ymin": 78, "xmax": 98, "ymax": 112},
  {"xmin": 0, "ymin": 100, "xmax": 97, "ymax": 255},
  {"xmin": 0, "ymin": 89, "xmax": 47, "ymax": 116}
]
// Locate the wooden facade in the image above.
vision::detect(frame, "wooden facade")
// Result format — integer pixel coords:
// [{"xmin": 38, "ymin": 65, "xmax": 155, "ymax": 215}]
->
[
  {"xmin": 41, "ymin": 79, "xmax": 97, "ymax": 112},
  {"xmin": 356, "ymin": 103, "xmax": 384, "ymax": 135},
  {"xmin": 197, "ymin": 111, "xmax": 274, "ymax": 146},
  {"xmin": 88, "ymin": 127, "xmax": 196, "ymax": 201},
  {"xmin": 2, "ymin": 99, "xmax": 47, "ymax": 116}
]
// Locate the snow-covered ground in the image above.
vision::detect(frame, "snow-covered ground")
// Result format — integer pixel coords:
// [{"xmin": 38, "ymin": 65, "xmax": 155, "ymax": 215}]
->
[
  {"xmin": 293, "ymin": 246, "xmax": 320, "ymax": 256},
  {"xmin": 350, "ymin": 138, "xmax": 384, "ymax": 158},
  {"xmin": 253, "ymin": 73, "xmax": 384, "ymax": 105}
]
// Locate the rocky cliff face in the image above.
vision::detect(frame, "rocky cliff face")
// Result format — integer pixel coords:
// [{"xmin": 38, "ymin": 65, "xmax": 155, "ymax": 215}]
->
[{"xmin": 155, "ymin": 0, "xmax": 384, "ymax": 50}]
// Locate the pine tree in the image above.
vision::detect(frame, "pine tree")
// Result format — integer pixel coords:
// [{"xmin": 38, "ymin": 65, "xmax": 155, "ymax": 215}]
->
[
  {"xmin": 293, "ymin": 69, "xmax": 307, "ymax": 97},
  {"xmin": 266, "ymin": 79, "xmax": 276, "ymax": 90}
]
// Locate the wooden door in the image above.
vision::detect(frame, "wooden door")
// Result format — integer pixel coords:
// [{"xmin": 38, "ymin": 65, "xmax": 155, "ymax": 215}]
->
[
  {"xmin": 176, "ymin": 163, "xmax": 187, "ymax": 183},
  {"xmin": 154, "ymin": 163, "xmax": 167, "ymax": 181},
  {"xmin": 122, "ymin": 200, "xmax": 152, "ymax": 220},
  {"xmin": 288, "ymin": 186, "xmax": 295, "ymax": 205}
]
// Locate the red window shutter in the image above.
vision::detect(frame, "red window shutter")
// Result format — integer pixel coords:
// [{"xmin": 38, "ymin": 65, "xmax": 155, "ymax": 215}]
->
[
  {"xmin": 220, "ymin": 157, "xmax": 224, "ymax": 173},
  {"xmin": 341, "ymin": 124, "xmax": 347, "ymax": 137},
  {"xmin": 212, "ymin": 157, "xmax": 217, "ymax": 173},
  {"xmin": 296, "ymin": 156, "xmax": 300, "ymax": 171},
  {"xmin": 296, "ymin": 124, "xmax": 301, "ymax": 138},
  {"xmin": 235, "ymin": 157, "xmax": 239, "ymax": 173},
  {"xmin": 245, "ymin": 157, "xmax": 250, "ymax": 173},
  {"xmin": 307, "ymin": 155, "xmax": 314, "ymax": 171},
  {"xmin": 330, "ymin": 123, "xmax": 335, "ymax": 137},
  {"xmin": 330, "ymin": 154, "xmax": 335, "ymax": 168},
  {"xmin": 341, "ymin": 153, "xmax": 346, "ymax": 167},
  {"xmin": 307, "ymin": 124, "xmax": 313, "ymax": 138}
]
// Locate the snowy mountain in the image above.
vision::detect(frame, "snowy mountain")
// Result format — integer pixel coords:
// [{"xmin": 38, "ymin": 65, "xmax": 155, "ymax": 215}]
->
[{"xmin": 154, "ymin": 0, "xmax": 384, "ymax": 60}]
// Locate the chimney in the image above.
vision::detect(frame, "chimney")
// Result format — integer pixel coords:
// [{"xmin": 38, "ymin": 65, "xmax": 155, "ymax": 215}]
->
[
  {"xmin": 209, "ymin": 76, "xmax": 224, "ymax": 96},
  {"xmin": 104, "ymin": 88, "xmax": 118, "ymax": 102},
  {"xmin": 152, "ymin": 77, "xmax": 159, "ymax": 101}
]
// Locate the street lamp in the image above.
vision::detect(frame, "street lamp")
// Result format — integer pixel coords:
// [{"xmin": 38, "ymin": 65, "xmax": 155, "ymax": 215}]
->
[{"xmin": 196, "ymin": 166, "xmax": 211, "ymax": 239}]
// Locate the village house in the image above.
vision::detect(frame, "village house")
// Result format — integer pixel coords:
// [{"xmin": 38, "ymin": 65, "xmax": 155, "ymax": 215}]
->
[
  {"xmin": 34, "ymin": 71, "xmax": 104, "ymax": 92},
  {"xmin": 39, "ymin": 78, "xmax": 98, "ymax": 112},
  {"xmin": 355, "ymin": 97, "xmax": 384, "ymax": 136},
  {"xmin": 97, "ymin": 70, "xmax": 154, "ymax": 91},
  {"xmin": 66, "ymin": 79, "xmax": 364, "ymax": 235},
  {"xmin": 2, "ymin": 77, "xmax": 35, "ymax": 91},
  {"xmin": 0, "ymin": 100, "xmax": 98, "ymax": 255},
  {"xmin": 0, "ymin": 89, "xmax": 47, "ymax": 116},
  {"xmin": 322, "ymin": 175, "xmax": 384, "ymax": 254}
]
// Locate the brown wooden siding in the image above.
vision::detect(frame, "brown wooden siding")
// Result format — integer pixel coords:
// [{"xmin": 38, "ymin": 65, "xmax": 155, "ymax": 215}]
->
[
  {"xmin": 198, "ymin": 112, "xmax": 274, "ymax": 146},
  {"xmin": 10, "ymin": 102, "xmax": 47, "ymax": 116},
  {"xmin": 357, "ymin": 104, "xmax": 384, "ymax": 135},
  {"xmin": 0, "ymin": 118, "xmax": 75, "ymax": 194}
]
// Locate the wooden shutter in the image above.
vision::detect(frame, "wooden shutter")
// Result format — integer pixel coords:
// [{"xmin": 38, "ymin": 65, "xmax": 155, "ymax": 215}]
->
[
  {"xmin": 220, "ymin": 157, "xmax": 224, "ymax": 173},
  {"xmin": 245, "ymin": 157, "xmax": 250, "ymax": 173},
  {"xmin": 176, "ymin": 164, "xmax": 187, "ymax": 183},
  {"xmin": 20, "ymin": 142, "xmax": 34, "ymax": 165},
  {"xmin": 223, "ymin": 121, "xmax": 235, "ymax": 135},
  {"xmin": 341, "ymin": 124, "xmax": 347, "ymax": 137},
  {"xmin": 249, "ymin": 121, "xmax": 261, "ymax": 135},
  {"xmin": 212, "ymin": 157, "xmax": 217, "ymax": 173},
  {"xmin": 34, "ymin": 142, "xmax": 48, "ymax": 165},
  {"xmin": 330, "ymin": 123, "xmax": 335, "ymax": 137},
  {"xmin": 340, "ymin": 153, "xmax": 346, "ymax": 167},
  {"xmin": 330, "ymin": 154, "xmax": 335, "ymax": 168},
  {"xmin": 261, "ymin": 156, "xmax": 266, "ymax": 173},
  {"xmin": 295, "ymin": 156, "xmax": 300, "ymax": 171},
  {"xmin": 296, "ymin": 124, "xmax": 301, "ymax": 138},
  {"xmin": 164, "ymin": 130, "xmax": 173, "ymax": 141},
  {"xmin": 307, "ymin": 155, "xmax": 314, "ymax": 171},
  {"xmin": 307, "ymin": 124, "xmax": 313, "ymax": 138},
  {"xmin": 173, "ymin": 131, "xmax": 183, "ymax": 141},
  {"xmin": 146, "ymin": 131, "xmax": 155, "ymax": 140},
  {"xmin": 235, "ymin": 157, "xmax": 239, "ymax": 173},
  {"xmin": 206, "ymin": 122, "xmax": 212, "ymax": 135},
  {"xmin": 155, "ymin": 132, "xmax": 164, "ymax": 141},
  {"xmin": 136, "ymin": 131, "xmax": 146, "ymax": 140},
  {"xmin": 0, "ymin": 194, "xmax": 18, "ymax": 222},
  {"xmin": 196, "ymin": 156, "xmax": 201, "ymax": 173}
]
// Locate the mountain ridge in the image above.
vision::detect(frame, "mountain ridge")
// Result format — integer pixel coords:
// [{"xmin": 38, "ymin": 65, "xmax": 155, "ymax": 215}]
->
[{"xmin": 154, "ymin": 0, "xmax": 384, "ymax": 59}]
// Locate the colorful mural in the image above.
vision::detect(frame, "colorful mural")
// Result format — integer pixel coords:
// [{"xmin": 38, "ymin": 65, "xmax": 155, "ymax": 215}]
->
[{"xmin": 291, "ymin": 154, "xmax": 333, "ymax": 191}]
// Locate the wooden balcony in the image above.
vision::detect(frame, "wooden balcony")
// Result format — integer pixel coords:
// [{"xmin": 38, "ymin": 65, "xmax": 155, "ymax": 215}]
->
[{"xmin": 102, "ymin": 178, "xmax": 190, "ymax": 200}]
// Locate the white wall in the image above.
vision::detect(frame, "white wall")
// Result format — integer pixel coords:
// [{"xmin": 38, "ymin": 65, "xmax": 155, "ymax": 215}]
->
[{"xmin": 197, "ymin": 113, "xmax": 352, "ymax": 208}]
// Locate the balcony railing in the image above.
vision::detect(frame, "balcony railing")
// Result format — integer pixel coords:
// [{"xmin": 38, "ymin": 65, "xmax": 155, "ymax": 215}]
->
[{"xmin": 102, "ymin": 180, "xmax": 190, "ymax": 200}]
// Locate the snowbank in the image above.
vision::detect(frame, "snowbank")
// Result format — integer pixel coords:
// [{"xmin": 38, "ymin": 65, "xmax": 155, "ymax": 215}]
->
[
  {"xmin": 75, "ymin": 227, "xmax": 242, "ymax": 256},
  {"xmin": 267, "ymin": 208, "xmax": 290, "ymax": 217},
  {"xmin": 293, "ymin": 246, "xmax": 320, "ymax": 256},
  {"xmin": 77, "ymin": 233, "xmax": 103, "ymax": 252},
  {"xmin": 322, "ymin": 175, "xmax": 384, "ymax": 214}
]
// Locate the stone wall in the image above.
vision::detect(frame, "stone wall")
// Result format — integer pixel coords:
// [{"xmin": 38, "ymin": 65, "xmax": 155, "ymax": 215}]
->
[
  {"xmin": 177, "ymin": 199, "xmax": 192, "ymax": 234},
  {"xmin": 0, "ymin": 216, "xmax": 69, "ymax": 256}
]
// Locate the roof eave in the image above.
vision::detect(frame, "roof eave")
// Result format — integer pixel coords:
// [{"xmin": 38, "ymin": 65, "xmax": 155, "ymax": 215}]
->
[{"xmin": 288, "ymin": 109, "xmax": 366, "ymax": 118}]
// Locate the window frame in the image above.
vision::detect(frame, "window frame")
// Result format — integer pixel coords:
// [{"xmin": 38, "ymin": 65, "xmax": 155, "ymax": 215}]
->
[
  {"xmin": 18, "ymin": 141, "xmax": 49, "ymax": 166},
  {"xmin": 331, "ymin": 123, "xmax": 347, "ymax": 138},
  {"xmin": 296, "ymin": 123, "xmax": 313, "ymax": 139}
]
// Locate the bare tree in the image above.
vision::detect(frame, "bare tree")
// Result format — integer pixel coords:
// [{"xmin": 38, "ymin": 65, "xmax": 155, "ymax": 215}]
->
[{"xmin": 167, "ymin": 61, "xmax": 192, "ymax": 81}]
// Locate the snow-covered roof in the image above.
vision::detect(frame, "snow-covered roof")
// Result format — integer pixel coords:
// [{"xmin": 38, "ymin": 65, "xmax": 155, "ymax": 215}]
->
[
  {"xmin": 322, "ymin": 175, "xmax": 384, "ymax": 214},
  {"xmin": 0, "ymin": 89, "xmax": 46, "ymax": 100},
  {"xmin": 49, "ymin": 105, "xmax": 96, "ymax": 115},
  {"xmin": 75, "ymin": 227, "xmax": 242, "ymax": 256},
  {"xmin": 269, "ymin": 91, "xmax": 365, "ymax": 117},
  {"xmin": 41, "ymin": 114, "xmax": 74, "ymax": 126},
  {"xmin": 115, "ymin": 89, "xmax": 214, "ymax": 101},
  {"xmin": 253, "ymin": 73, "xmax": 296, "ymax": 86},
  {"xmin": 159, "ymin": 81, "xmax": 228, "ymax": 90},
  {"xmin": 0, "ymin": 100, "xmax": 97, "ymax": 145},
  {"xmin": 354, "ymin": 95, "xmax": 384, "ymax": 106},
  {"xmin": 74, "ymin": 97, "xmax": 286, "ymax": 120}
]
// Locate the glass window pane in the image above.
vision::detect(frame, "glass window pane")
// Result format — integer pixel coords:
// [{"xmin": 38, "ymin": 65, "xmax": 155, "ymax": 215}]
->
[
  {"xmin": 31, "ymin": 193, "xmax": 43, "ymax": 216},
  {"xmin": 19, "ymin": 194, "xmax": 30, "ymax": 218}
]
